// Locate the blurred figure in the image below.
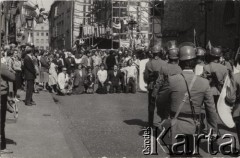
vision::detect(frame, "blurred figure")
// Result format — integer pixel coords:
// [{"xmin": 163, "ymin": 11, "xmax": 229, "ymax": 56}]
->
[
  {"xmin": 24, "ymin": 46, "xmax": 36, "ymax": 106},
  {"xmin": 12, "ymin": 49, "xmax": 22, "ymax": 101},
  {"xmin": 65, "ymin": 52, "xmax": 76, "ymax": 75},
  {"xmin": 72, "ymin": 64, "xmax": 86, "ymax": 94},
  {"xmin": 108, "ymin": 65, "xmax": 122, "ymax": 93},
  {"xmin": 123, "ymin": 59, "xmax": 137, "ymax": 93},
  {"xmin": 40, "ymin": 51, "xmax": 50, "ymax": 91},
  {"xmin": 48, "ymin": 57, "xmax": 58, "ymax": 93},
  {"xmin": 57, "ymin": 67, "xmax": 71, "ymax": 95},
  {"xmin": 106, "ymin": 50, "xmax": 116, "ymax": 71},
  {"xmin": 1, "ymin": 62, "xmax": 15, "ymax": 154},
  {"xmin": 84, "ymin": 67, "xmax": 95, "ymax": 94},
  {"xmin": 96, "ymin": 64, "xmax": 108, "ymax": 94}
]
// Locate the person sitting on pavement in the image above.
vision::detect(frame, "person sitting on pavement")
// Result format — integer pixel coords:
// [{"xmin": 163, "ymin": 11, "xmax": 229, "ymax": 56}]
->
[
  {"xmin": 108, "ymin": 64, "xmax": 122, "ymax": 93},
  {"xmin": 57, "ymin": 67, "xmax": 71, "ymax": 95},
  {"xmin": 72, "ymin": 64, "xmax": 86, "ymax": 94},
  {"xmin": 84, "ymin": 67, "xmax": 95, "ymax": 94},
  {"xmin": 96, "ymin": 64, "xmax": 108, "ymax": 94},
  {"xmin": 121, "ymin": 59, "xmax": 137, "ymax": 93}
]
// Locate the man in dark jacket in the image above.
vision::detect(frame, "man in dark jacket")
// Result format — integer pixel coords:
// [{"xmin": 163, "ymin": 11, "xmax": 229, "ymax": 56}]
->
[
  {"xmin": 106, "ymin": 50, "xmax": 116, "ymax": 71},
  {"xmin": 1, "ymin": 62, "xmax": 15, "ymax": 154},
  {"xmin": 24, "ymin": 46, "xmax": 36, "ymax": 106},
  {"xmin": 108, "ymin": 65, "xmax": 122, "ymax": 93},
  {"xmin": 64, "ymin": 52, "xmax": 76, "ymax": 75}
]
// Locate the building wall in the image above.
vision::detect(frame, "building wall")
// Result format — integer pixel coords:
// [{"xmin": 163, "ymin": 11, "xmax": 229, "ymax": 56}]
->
[
  {"xmin": 33, "ymin": 22, "xmax": 49, "ymax": 50},
  {"xmin": 49, "ymin": 1, "xmax": 74, "ymax": 50},
  {"xmin": 162, "ymin": 0, "xmax": 240, "ymax": 50}
]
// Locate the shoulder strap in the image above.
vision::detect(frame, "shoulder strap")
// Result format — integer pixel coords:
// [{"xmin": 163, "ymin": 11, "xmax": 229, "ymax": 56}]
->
[
  {"xmin": 181, "ymin": 74, "xmax": 197, "ymax": 120},
  {"xmin": 173, "ymin": 74, "xmax": 197, "ymax": 120}
]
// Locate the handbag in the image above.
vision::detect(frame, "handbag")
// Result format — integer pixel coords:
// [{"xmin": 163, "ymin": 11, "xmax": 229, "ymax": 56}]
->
[{"xmin": 159, "ymin": 74, "xmax": 197, "ymax": 145}]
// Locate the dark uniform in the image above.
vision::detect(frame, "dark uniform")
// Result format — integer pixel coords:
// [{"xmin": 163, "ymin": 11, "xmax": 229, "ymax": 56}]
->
[
  {"xmin": 154, "ymin": 45, "xmax": 182, "ymax": 120},
  {"xmin": 195, "ymin": 47, "xmax": 206, "ymax": 76},
  {"xmin": 157, "ymin": 44, "xmax": 218, "ymax": 156},
  {"xmin": 144, "ymin": 45, "xmax": 168, "ymax": 126},
  {"xmin": 203, "ymin": 62, "xmax": 228, "ymax": 104},
  {"xmin": 202, "ymin": 47, "xmax": 228, "ymax": 105},
  {"xmin": 226, "ymin": 72, "xmax": 240, "ymax": 148}
]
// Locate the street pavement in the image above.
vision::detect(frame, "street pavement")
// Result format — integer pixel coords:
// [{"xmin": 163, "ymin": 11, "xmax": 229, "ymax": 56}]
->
[
  {"xmin": 53, "ymin": 92, "xmax": 240, "ymax": 158},
  {"xmin": 2, "ymin": 90, "xmax": 240, "ymax": 158},
  {"xmin": 2, "ymin": 91, "xmax": 73, "ymax": 158}
]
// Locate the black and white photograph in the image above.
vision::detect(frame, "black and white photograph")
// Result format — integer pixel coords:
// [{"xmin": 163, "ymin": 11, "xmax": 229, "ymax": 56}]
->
[{"xmin": 0, "ymin": 0, "xmax": 240, "ymax": 157}]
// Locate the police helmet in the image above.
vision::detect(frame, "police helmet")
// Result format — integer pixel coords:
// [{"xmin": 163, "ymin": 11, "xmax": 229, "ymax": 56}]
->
[
  {"xmin": 210, "ymin": 47, "xmax": 222, "ymax": 57},
  {"xmin": 196, "ymin": 47, "xmax": 206, "ymax": 57},
  {"xmin": 168, "ymin": 48, "xmax": 179, "ymax": 60},
  {"xmin": 152, "ymin": 45, "xmax": 162, "ymax": 54},
  {"xmin": 179, "ymin": 42, "xmax": 196, "ymax": 61}
]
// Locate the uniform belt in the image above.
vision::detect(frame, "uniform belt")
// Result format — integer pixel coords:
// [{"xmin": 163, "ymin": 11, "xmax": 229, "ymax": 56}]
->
[{"xmin": 170, "ymin": 111, "xmax": 200, "ymax": 119}]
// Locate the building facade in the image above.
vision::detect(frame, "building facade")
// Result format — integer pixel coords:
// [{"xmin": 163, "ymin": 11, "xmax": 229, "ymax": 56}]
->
[
  {"xmin": 33, "ymin": 21, "xmax": 49, "ymax": 50},
  {"xmin": 48, "ymin": 0, "xmax": 160, "ymax": 50},
  {"xmin": 49, "ymin": 0, "xmax": 93, "ymax": 50}
]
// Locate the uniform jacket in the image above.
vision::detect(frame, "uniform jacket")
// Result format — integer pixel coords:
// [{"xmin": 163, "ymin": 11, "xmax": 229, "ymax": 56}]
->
[
  {"xmin": 24, "ymin": 54, "xmax": 36, "ymax": 80},
  {"xmin": 144, "ymin": 58, "xmax": 168, "ymax": 84},
  {"xmin": 166, "ymin": 63, "xmax": 182, "ymax": 76},
  {"xmin": 203, "ymin": 62, "xmax": 228, "ymax": 95},
  {"xmin": 226, "ymin": 72, "xmax": 240, "ymax": 118},
  {"xmin": 157, "ymin": 70, "xmax": 218, "ymax": 134}
]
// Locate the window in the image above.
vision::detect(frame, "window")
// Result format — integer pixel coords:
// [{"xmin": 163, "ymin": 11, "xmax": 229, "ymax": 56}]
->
[
  {"xmin": 31, "ymin": 33, "xmax": 33, "ymax": 37},
  {"xmin": 41, "ymin": 33, "xmax": 44, "ymax": 36},
  {"xmin": 36, "ymin": 46, "xmax": 39, "ymax": 49},
  {"xmin": 40, "ymin": 46, "xmax": 44, "ymax": 49},
  {"xmin": 46, "ymin": 33, "xmax": 48, "ymax": 36},
  {"xmin": 36, "ymin": 39, "xmax": 39, "ymax": 43},
  {"xmin": 41, "ymin": 39, "xmax": 44, "ymax": 44},
  {"xmin": 41, "ymin": 26, "xmax": 44, "ymax": 30},
  {"xmin": 46, "ymin": 46, "xmax": 49, "ymax": 50},
  {"xmin": 36, "ymin": 32, "xmax": 39, "ymax": 36},
  {"xmin": 46, "ymin": 39, "xmax": 48, "ymax": 43}
]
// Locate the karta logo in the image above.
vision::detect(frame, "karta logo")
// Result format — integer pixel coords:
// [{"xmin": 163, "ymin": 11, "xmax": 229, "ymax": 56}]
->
[{"xmin": 142, "ymin": 127, "xmax": 238, "ymax": 156}]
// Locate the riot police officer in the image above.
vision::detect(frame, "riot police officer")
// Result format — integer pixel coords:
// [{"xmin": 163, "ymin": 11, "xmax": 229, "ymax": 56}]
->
[
  {"xmin": 202, "ymin": 47, "xmax": 228, "ymax": 105},
  {"xmin": 166, "ymin": 46, "xmax": 182, "ymax": 76},
  {"xmin": 195, "ymin": 47, "xmax": 206, "ymax": 76},
  {"xmin": 144, "ymin": 44, "xmax": 168, "ymax": 127},
  {"xmin": 157, "ymin": 43, "xmax": 218, "ymax": 156}
]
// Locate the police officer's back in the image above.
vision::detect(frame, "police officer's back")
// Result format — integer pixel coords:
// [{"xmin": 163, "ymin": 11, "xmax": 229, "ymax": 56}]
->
[
  {"xmin": 158, "ymin": 44, "xmax": 218, "ymax": 155},
  {"xmin": 166, "ymin": 46, "xmax": 182, "ymax": 76},
  {"xmin": 195, "ymin": 47, "xmax": 206, "ymax": 76},
  {"xmin": 203, "ymin": 47, "xmax": 228, "ymax": 103},
  {"xmin": 144, "ymin": 45, "xmax": 168, "ymax": 127}
]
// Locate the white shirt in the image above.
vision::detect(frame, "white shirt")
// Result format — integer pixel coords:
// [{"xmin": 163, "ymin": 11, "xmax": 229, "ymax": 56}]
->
[
  {"xmin": 75, "ymin": 58, "xmax": 82, "ymax": 65},
  {"xmin": 57, "ymin": 72, "xmax": 69, "ymax": 90},
  {"xmin": 97, "ymin": 70, "xmax": 108, "ymax": 83},
  {"xmin": 125, "ymin": 66, "xmax": 137, "ymax": 78}
]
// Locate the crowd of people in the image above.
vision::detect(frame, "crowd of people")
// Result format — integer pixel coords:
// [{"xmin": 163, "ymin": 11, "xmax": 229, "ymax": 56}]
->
[{"xmin": 1, "ymin": 40, "xmax": 239, "ymax": 156}]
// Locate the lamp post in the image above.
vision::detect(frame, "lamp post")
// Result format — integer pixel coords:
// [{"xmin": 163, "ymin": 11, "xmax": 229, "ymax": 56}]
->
[
  {"xmin": 26, "ymin": 16, "xmax": 33, "ymax": 43},
  {"xmin": 128, "ymin": 17, "xmax": 137, "ymax": 50},
  {"xmin": 199, "ymin": 0, "xmax": 213, "ymax": 48}
]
